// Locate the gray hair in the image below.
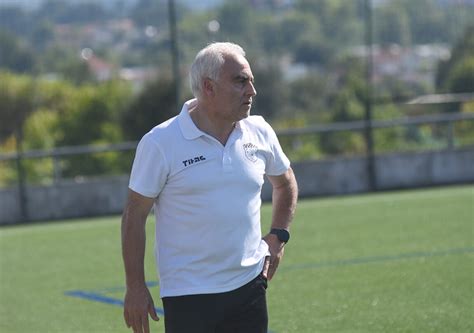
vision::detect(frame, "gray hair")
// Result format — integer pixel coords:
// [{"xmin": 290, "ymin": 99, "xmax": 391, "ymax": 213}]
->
[{"xmin": 189, "ymin": 42, "xmax": 246, "ymax": 100}]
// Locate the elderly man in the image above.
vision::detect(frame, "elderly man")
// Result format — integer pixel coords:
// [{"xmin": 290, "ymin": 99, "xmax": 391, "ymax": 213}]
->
[{"xmin": 122, "ymin": 42, "xmax": 298, "ymax": 333}]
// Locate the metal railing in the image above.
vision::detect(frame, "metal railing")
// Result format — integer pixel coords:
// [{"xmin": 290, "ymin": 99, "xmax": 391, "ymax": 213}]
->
[
  {"xmin": 1, "ymin": 111, "xmax": 473, "ymax": 184},
  {"xmin": 277, "ymin": 112, "xmax": 474, "ymax": 150}
]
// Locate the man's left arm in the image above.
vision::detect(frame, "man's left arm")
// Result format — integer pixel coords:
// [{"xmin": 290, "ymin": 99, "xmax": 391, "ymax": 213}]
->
[{"xmin": 263, "ymin": 166, "xmax": 298, "ymax": 280}]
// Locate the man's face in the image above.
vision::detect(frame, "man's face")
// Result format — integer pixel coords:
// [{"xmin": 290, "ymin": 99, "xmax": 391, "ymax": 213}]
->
[{"xmin": 212, "ymin": 54, "xmax": 257, "ymax": 123}]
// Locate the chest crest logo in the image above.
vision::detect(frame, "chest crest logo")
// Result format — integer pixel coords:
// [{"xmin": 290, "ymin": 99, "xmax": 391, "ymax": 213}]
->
[{"xmin": 243, "ymin": 143, "xmax": 258, "ymax": 163}]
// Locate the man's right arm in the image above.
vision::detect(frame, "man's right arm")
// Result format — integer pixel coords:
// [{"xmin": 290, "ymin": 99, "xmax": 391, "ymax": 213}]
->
[{"xmin": 121, "ymin": 189, "xmax": 159, "ymax": 333}]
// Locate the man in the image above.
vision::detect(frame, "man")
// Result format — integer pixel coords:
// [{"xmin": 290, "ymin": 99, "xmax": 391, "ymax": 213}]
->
[{"xmin": 122, "ymin": 42, "xmax": 298, "ymax": 333}]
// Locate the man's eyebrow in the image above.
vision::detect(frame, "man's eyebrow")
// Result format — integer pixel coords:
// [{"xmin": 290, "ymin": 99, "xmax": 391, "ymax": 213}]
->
[{"xmin": 234, "ymin": 74, "xmax": 254, "ymax": 82}]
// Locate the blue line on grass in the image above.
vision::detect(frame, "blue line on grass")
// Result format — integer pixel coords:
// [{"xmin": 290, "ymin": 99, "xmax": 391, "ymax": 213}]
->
[
  {"xmin": 281, "ymin": 246, "xmax": 474, "ymax": 272},
  {"xmin": 65, "ymin": 290, "xmax": 124, "ymax": 307},
  {"xmin": 64, "ymin": 282, "xmax": 164, "ymax": 315}
]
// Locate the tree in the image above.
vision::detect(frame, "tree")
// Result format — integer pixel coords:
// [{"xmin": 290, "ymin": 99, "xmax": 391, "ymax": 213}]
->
[
  {"xmin": 445, "ymin": 57, "xmax": 474, "ymax": 95},
  {"xmin": 436, "ymin": 25, "xmax": 474, "ymax": 93},
  {"xmin": 53, "ymin": 80, "xmax": 132, "ymax": 177},
  {"xmin": 55, "ymin": 81, "xmax": 131, "ymax": 146},
  {"xmin": 0, "ymin": 72, "xmax": 37, "ymax": 141},
  {"xmin": 295, "ymin": 0, "xmax": 364, "ymax": 47},
  {"xmin": 374, "ymin": 3, "xmax": 411, "ymax": 46},
  {"xmin": 286, "ymin": 74, "xmax": 326, "ymax": 120},
  {"xmin": 252, "ymin": 61, "xmax": 286, "ymax": 120},
  {"xmin": 0, "ymin": 30, "xmax": 36, "ymax": 73},
  {"xmin": 1, "ymin": 76, "xmax": 133, "ymax": 181},
  {"xmin": 215, "ymin": 2, "xmax": 257, "ymax": 47},
  {"xmin": 294, "ymin": 36, "xmax": 332, "ymax": 66},
  {"xmin": 319, "ymin": 58, "xmax": 367, "ymax": 155},
  {"xmin": 121, "ymin": 76, "xmax": 178, "ymax": 140},
  {"xmin": 31, "ymin": 20, "xmax": 55, "ymax": 51}
]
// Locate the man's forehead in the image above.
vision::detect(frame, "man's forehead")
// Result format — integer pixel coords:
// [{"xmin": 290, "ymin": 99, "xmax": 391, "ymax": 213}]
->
[{"xmin": 222, "ymin": 54, "xmax": 253, "ymax": 76}]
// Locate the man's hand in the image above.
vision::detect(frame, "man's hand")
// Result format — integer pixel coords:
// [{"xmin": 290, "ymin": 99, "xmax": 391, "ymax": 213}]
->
[
  {"xmin": 262, "ymin": 233, "xmax": 285, "ymax": 281},
  {"xmin": 123, "ymin": 286, "xmax": 159, "ymax": 333}
]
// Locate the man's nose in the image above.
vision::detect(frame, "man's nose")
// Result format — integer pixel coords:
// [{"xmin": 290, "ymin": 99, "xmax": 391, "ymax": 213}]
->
[{"xmin": 247, "ymin": 81, "xmax": 257, "ymax": 96}]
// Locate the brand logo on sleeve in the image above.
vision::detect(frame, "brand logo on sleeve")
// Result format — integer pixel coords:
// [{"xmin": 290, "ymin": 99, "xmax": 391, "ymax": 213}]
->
[
  {"xmin": 182, "ymin": 155, "xmax": 206, "ymax": 167},
  {"xmin": 243, "ymin": 143, "xmax": 258, "ymax": 162}
]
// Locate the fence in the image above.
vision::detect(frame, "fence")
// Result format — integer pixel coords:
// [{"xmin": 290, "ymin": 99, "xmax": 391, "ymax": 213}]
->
[{"xmin": 1, "ymin": 111, "xmax": 473, "ymax": 186}]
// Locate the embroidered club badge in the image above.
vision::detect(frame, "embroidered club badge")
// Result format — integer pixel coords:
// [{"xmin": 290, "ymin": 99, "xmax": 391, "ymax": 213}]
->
[{"xmin": 243, "ymin": 143, "xmax": 258, "ymax": 162}]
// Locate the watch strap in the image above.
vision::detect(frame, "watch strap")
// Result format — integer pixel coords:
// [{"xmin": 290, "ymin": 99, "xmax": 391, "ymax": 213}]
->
[{"xmin": 270, "ymin": 228, "xmax": 290, "ymax": 243}]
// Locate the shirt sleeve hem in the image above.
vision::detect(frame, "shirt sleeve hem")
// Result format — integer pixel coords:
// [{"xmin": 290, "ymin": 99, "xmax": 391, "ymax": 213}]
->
[{"xmin": 128, "ymin": 184, "xmax": 158, "ymax": 199}]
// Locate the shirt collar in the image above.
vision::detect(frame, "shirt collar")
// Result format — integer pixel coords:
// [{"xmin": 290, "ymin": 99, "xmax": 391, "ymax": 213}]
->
[
  {"xmin": 178, "ymin": 99, "xmax": 203, "ymax": 140},
  {"xmin": 178, "ymin": 98, "xmax": 245, "ymax": 140}
]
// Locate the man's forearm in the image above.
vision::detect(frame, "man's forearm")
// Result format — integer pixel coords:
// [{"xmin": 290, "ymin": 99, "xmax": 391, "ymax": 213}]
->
[
  {"xmin": 121, "ymin": 200, "xmax": 149, "ymax": 290},
  {"xmin": 121, "ymin": 190, "xmax": 155, "ymax": 289},
  {"xmin": 271, "ymin": 169, "xmax": 298, "ymax": 230}
]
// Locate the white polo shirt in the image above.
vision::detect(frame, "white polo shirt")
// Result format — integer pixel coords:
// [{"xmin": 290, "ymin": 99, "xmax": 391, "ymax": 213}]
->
[{"xmin": 129, "ymin": 99, "xmax": 290, "ymax": 298}]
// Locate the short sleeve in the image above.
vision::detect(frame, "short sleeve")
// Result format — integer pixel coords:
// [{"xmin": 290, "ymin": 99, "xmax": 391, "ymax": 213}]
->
[
  {"xmin": 261, "ymin": 119, "xmax": 290, "ymax": 176},
  {"xmin": 129, "ymin": 134, "xmax": 169, "ymax": 198}
]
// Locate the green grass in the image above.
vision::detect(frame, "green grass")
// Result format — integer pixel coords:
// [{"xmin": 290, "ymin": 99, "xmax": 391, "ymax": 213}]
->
[{"xmin": 1, "ymin": 185, "xmax": 473, "ymax": 332}]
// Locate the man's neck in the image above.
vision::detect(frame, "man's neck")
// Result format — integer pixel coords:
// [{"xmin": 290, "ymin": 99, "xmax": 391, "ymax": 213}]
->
[{"xmin": 189, "ymin": 103, "xmax": 235, "ymax": 146}]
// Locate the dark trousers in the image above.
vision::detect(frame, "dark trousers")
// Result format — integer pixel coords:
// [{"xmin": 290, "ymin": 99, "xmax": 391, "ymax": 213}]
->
[{"xmin": 162, "ymin": 274, "xmax": 268, "ymax": 333}]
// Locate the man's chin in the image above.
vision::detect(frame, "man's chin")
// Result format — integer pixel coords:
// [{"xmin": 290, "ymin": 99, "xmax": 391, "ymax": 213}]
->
[
  {"xmin": 234, "ymin": 105, "xmax": 251, "ymax": 122},
  {"xmin": 240, "ymin": 109, "xmax": 251, "ymax": 119}
]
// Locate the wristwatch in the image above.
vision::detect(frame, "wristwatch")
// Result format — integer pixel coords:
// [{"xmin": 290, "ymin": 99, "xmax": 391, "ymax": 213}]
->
[{"xmin": 270, "ymin": 228, "xmax": 290, "ymax": 243}]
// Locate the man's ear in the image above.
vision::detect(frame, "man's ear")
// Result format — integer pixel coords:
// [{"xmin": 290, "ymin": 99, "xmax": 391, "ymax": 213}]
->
[{"xmin": 203, "ymin": 78, "xmax": 215, "ymax": 97}]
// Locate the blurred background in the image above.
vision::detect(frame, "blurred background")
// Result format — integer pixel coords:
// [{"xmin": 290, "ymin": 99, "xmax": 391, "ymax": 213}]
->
[{"xmin": 0, "ymin": 0, "xmax": 473, "ymax": 223}]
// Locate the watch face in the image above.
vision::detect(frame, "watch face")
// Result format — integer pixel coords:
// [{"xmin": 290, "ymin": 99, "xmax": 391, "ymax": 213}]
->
[
  {"xmin": 278, "ymin": 229, "xmax": 290, "ymax": 242},
  {"xmin": 272, "ymin": 229, "xmax": 290, "ymax": 243}
]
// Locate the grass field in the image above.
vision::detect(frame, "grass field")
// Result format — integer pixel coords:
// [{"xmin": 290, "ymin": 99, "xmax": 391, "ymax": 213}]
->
[{"xmin": 0, "ymin": 185, "xmax": 473, "ymax": 333}]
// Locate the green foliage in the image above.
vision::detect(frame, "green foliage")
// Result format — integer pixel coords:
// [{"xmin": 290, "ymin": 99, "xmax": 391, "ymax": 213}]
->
[
  {"xmin": 54, "ymin": 81, "xmax": 133, "ymax": 177},
  {"xmin": 217, "ymin": 2, "xmax": 254, "ymax": 39},
  {"xmin": 436, "ymin": 25, "xmax": 474, "ymax": 92},
  {"xmin": 23, "ymin": 108, "xmax": 58, "ymax": 151},
  {"xmin": 456, "ymin": 102, "xmax": 474, "ymax": 147},
  {"xmin": 444, "ymin": 57, "xmax": 474, "ymax": 94},
  {"xmin": 294, "ymin": 36, "xmax": 332, "ymax": 66},
  {"xmin": 286, "ymin": 74, "xmax": 327, "ymax": 121},
  {"xmin": 30, "ymin": 20, "xmax": 55, "ymax": 50},
  {"xmin": 278, "ymin": 12, "xmax": 320, "ymax": 52},
  {"xmin": 0, "ymin": 71, "xmax": 37, "ymax": 141},
  {"xmin": 0, "ymin": 30, "xmax": 36, "ymax": 73},
  {"xmin": 295, "ymin": 0, "xmax": 365, "ymax": 47},
  {"xmin": 374, "ymin": 3, "xmax": 411, "ymax": 46},
  {"xmin": 36, "ymin": 44, "xmax": 95, "ymax": 84},
  {"xmin": 121, "ymin": 76, "xmax": 177, "ymax": 140},
  {"xmin": 319, "ymin": 58, "xmax": 367, "ymax": 155},
  {"xmin": 398, "ymin": 0, "xmax": 472, "ymax": 44},
  {"xmin": 18, "ymin": 109, "xmax": 58, "ymax": 184},
  {"xmin": 0, "ymin": 76, "xmax": 134, "ymax": 183},
  {"xmin": 252, "ymin": 61, "xmax": 287, "ymax": 120}
]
